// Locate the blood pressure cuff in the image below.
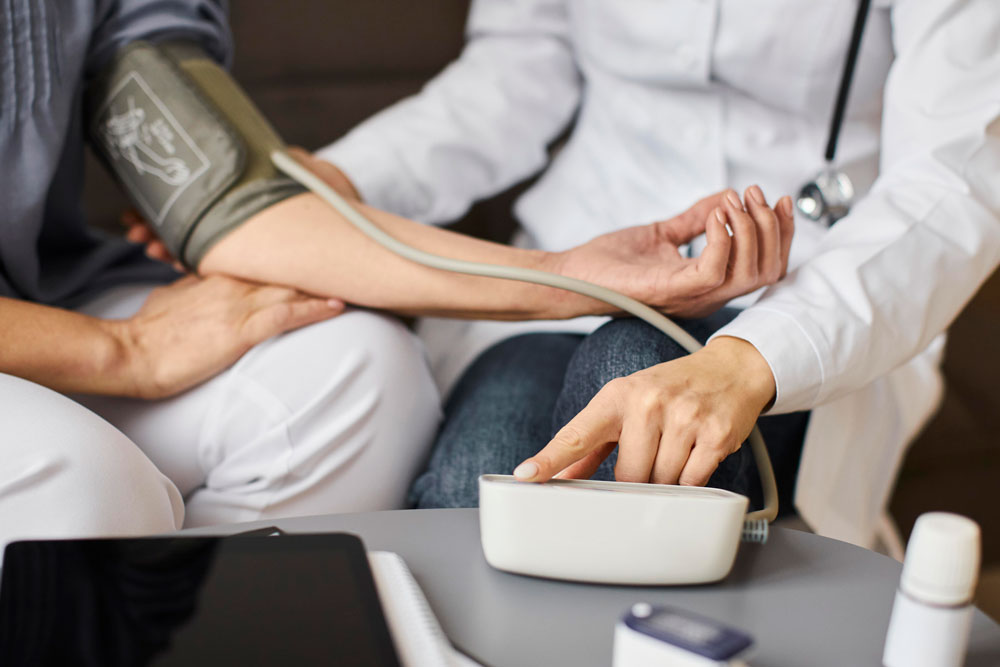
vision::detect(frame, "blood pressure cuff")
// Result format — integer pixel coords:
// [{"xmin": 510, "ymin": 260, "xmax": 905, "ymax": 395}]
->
[{"xmin": 87, "ymin": 41, "xmax": 306, "ymax": 269}]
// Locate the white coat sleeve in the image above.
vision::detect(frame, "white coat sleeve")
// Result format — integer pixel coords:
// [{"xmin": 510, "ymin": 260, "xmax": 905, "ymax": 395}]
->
[
  {"xmin": 315, "ymin": 0, "xmax": 580, "ymax": 224},
  {"xmin": 712, "ymin": 0, "xmax": 1000, "ymax": 413}
]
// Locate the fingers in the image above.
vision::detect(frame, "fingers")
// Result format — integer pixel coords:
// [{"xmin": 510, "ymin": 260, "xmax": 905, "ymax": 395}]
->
[
  {"xmin": 776, "ymin": 195, "xmax": 795, "ymax": 278},
  {"xmin": 514, "ymin": 383, "xmax": 624, "ymax": 482},
  {"xmin": 146, "ymin": 242, "xmax": 175, "ymax": 264},
  {"xmin": 245, "ymin": 294, "xmax": 345, "ymax": 343},
  {"xmin": 657, "ymin": 211, "xmax": 709, "ymax": 247},
  {"xmin": 677, "ymin": 443, "xmax": 724, "ymax": 487},
  {"xmin": 723, "ymin": 189, "xmax": 758, "ymax": 285},
  {"xmin": 122, "ymin": 210, "xmax": 180, "ymax": 267},
  {"xmin": 650, "ymin": 428, "xmax": 695, "ymax": 485},
  {"xmin": 678, "ymin": 422, "xmax": 742, "ymax": 487},
  {"xmin": 287, "ymin": 146, "xmax": 362, "ymax": 201},
  {"xmin": 248, "ymin": 283, "xmax": 344, "ymax": 316},
  {"xmin": 285, "ymin": 145, "xmax": 313, "ymax": 165},
  {"xmin": 613, "ymin": 413, "xmax": 661, "ymax": 483},
  {"xmin": 125, "ymin": 223, "xmax": 153, "ymax": 246},
  {"xmin": 744, "ymin": 185, "xmax": 781, "ymax": 283},
  {"xmin": 554, "ymin": 442, "xmax": 616, "ymax": 480},
  {"xmin": 688, "ymin": 208, "xmax": 731, "ymax": 289},
  {"xmin": 665, "ymin": 208, "xmax": 731, "ymax": 299},
  {"xmin": 247, "ymin": 283, "xmax": 302, "ymax": 308},
  {"xmin": 279, "ymin": 296, "xmax": 347, "ymax": 329},
  {"xmin": 673, "ymin": 191, "xmax": 729, "ymax": 236},
  {"xmin": 121, "ymin": 207, "xmax": 143, "ymax": 229}
]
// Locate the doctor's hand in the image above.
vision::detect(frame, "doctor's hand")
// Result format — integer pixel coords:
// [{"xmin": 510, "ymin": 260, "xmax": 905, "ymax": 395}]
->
[
  {"xmin": 512, "ymin": 337, "xmax": 775, "ymax": 486},
  {"xmin": 105, "ymin": 275, "xmax": 344, "ymax": 399},
  {"xmin": 285, "ymin": 147, "xmax": 362, "ymax": 201},
  {"xmin": 554, "ymin": 187, "xmax": 794, "ymax": 319}
]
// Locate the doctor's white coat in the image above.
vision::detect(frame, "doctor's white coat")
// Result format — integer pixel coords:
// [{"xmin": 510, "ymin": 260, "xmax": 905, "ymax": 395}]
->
[{"xmin": 320, "ymin": 0, "xmax": 1000, "ymax": 547}]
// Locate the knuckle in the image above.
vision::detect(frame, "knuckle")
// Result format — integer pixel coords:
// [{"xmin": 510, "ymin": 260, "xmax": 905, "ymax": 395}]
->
[
  {"xmin": 670, "ymin": 397, "xmax": 701, "ymax": 424},
  {"xmin": 602, "ymin": 376, "xmax": 631, "ymax": 400},
  {"xmin": 707, "ymin": 438, "xmax": 731, "ymax": 458},
  {"xmin": 702, "ymin": 420, "xmax": 734, "ymax": 449},
  {"xmin": 760, "ymin": 267, "xmax": 780, "ymax": 285},
  {"xmin": 636, "ymin": 392, "xmax": 663, "ymax": 417},
  {"xmin": 553, "ymin": 425, "xmax": 588, "ymax": 456}
]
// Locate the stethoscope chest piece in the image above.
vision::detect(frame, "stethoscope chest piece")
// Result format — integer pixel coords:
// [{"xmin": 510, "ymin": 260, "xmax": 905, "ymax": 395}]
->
[
  {"xmin": 796, "ymin": 165, "xmax": 855, "ymax": 225},
  {"xmin": 796, "ymin": 0, "xmax": 870, "ymax": 226}
]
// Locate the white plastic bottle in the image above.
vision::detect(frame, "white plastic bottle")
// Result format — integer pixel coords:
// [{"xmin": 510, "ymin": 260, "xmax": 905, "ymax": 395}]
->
[{"xmin": 883, "ymin": 512, "xmax": 981, "ymax": 667}]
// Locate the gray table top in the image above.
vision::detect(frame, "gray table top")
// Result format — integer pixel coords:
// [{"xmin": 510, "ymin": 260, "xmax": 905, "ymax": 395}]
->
[{"xmin": 189, "ymin": 509, "xmax": 1000, "ymax": 667}]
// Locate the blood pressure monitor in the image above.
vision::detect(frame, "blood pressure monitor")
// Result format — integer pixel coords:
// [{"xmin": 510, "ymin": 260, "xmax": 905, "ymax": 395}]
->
[{"xmin": 478, "ymin": 475, "xmax": 749, "ymax": 585}]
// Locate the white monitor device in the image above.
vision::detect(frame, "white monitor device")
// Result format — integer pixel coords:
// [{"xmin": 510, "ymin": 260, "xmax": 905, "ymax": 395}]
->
[{"xmin": 478, "ymin": 475, "xmax": 749, "ymax": 585}]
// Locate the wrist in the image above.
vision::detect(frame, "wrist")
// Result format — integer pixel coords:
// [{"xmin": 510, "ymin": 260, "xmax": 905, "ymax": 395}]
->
[
  {"xmin": 537, "ymin": 250, "xmax": 610, "ymax": 318},
  {"xmin": 703, "ymin": 336, "xmax": 776, "ymax": 411},
  {"xmin": 98, "ymin": 319, "xmax": 152, "ymax": 399}
]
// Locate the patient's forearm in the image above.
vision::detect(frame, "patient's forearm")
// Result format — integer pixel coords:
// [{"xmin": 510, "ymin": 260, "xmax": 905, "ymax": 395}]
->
[
  {"xmin": 198, "ymin": 193, "xmax": 601, "ymax": 320},
  {"xmin": 0, "ymin": 298, "xmax": 133, "ymax": 395}
]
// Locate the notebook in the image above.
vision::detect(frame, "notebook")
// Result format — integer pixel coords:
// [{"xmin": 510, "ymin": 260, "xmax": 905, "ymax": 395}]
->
[{"xmin": 368, "ymin": 551, "xmax": 482, "ymax": 667}]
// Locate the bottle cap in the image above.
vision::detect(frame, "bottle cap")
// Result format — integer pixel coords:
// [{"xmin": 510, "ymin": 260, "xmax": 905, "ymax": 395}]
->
[{"xmin": 900, "ymin": 512, "xmax": 980, "ymax": 606}]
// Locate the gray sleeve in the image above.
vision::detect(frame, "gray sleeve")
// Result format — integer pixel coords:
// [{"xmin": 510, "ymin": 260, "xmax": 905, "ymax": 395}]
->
[{"xmin": 87, "ymin": 0, "xmax": 232, "ymax": 75}]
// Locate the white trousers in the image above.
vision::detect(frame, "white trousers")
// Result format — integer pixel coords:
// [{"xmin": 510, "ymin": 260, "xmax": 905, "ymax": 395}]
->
[{"xmin": 0, "ymin": 285, "xmax": 441, "ymax": 554}]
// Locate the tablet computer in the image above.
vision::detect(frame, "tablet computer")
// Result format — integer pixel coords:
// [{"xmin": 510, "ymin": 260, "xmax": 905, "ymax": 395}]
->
[{"xmin": 0, "ymin": 532, "xmax": 400, "ymax": 666}]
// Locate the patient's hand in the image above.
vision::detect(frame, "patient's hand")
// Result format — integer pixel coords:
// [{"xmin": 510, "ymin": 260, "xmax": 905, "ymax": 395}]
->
[
  {"xmin": 109, "ymin": 275, "xmax": 344, "ymax": 399},
  {"xmin": 122, "ymin": 208, "xmax": 183, "ymax": 270},
  {"xmin": 555, "ymin": 187, "xmax": 794, "ymax": 318}
]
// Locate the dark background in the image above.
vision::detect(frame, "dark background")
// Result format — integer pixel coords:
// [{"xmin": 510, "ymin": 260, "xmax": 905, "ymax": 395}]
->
[{"xmin": 82, "ymin": 1, "xmax": 1000, "ymax": 570}]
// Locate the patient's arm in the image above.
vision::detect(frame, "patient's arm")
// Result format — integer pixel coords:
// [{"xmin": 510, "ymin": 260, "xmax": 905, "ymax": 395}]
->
[
  {"xmin": 0, "ymin": 277, "xmax": 341, "ymax": 398},
  {"xmin": 196, "ymin": 183, "xmax": 793, "ymax": 321}
]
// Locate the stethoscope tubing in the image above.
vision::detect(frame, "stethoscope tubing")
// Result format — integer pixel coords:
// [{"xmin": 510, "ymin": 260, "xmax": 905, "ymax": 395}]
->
[{"xmin": 825, "ymin": 0, "xmax": 872, "ymax": 163}]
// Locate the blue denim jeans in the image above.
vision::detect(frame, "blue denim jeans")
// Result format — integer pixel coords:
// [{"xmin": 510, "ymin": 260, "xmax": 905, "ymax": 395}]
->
[{"xmin": 409, "ymin": 309, "xmax": 809, "ymax": 516}]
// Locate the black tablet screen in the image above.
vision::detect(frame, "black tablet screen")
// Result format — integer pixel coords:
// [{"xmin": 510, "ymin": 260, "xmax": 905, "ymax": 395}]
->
[{"xmin": 0, "ymin": 533, "xmax": 400, "ymax": 667}]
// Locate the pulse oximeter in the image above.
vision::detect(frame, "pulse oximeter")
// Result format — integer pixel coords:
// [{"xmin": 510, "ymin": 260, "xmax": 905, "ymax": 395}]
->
[{"xmin": 614, "ymin": 603, "xmax": 753, "ymax": 667}]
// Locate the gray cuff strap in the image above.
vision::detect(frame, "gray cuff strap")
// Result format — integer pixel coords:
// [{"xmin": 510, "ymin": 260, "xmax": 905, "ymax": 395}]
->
[
  {"xmin": 183, "ymin": 177, "xmax": 305, "ymax": 267},
  {"xmin": 88, "ymin": 42, "xmax": 245, "ymax": 263}
]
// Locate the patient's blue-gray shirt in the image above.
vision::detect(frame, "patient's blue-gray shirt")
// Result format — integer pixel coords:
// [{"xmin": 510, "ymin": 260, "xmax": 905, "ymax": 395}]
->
[{"xmin": 0, "ymin": 0, "xmax": 230, "ymax": 306}]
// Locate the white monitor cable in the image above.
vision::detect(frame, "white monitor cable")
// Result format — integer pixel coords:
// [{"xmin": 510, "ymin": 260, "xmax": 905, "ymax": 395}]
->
[{"xmin": 272, "ymin": 150, "xmax": 776, "ymax": 541}]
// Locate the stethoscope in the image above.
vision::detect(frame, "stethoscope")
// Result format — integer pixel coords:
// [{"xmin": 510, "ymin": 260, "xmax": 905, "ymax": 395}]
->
[{"xmin": 795, "ymin": 0, "xmax": 871, "ymax": 226}]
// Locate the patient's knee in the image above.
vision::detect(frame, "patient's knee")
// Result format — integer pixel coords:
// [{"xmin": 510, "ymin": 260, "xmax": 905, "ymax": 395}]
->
[
  {"xmin": 553, "ymin": 319, "xmax": 687, "ymax": 428},
  {"xmin": 186, "ymin": 312, "xmax": 441, "ymax": 519},
  {"xmin": 0, "ymin": 374, "xmax": 182, "ymax": 551}
]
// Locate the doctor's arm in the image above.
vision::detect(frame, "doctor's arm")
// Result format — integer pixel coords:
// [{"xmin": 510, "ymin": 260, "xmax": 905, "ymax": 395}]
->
[
  {"xmin": 315, "ymin": 0, "xmax": 581, "ymax": 223},
  {"xmin": 514, "ymin": 0, "xmax": 1000, "ymax": 486}
]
